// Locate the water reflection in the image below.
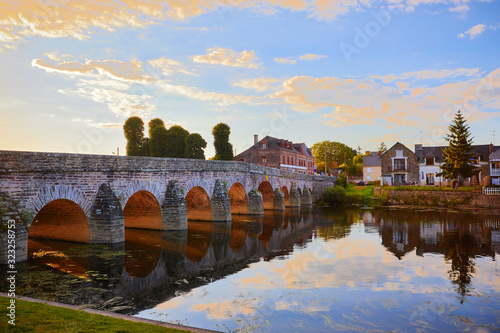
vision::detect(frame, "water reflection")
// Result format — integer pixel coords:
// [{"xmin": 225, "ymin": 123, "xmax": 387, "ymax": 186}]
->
[{"xmin": 2, "ymin": 207, "xmax": 499, "ymax": 332}]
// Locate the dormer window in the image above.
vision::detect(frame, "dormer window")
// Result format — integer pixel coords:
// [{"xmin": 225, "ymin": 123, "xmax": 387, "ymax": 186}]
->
[
  {"xmin": 262, "ymin": 143, "xmax": 267, "ymax": 149},
  {"xmin": 425, "ymin": 157, "xmax": 434, "ymax": 166}
]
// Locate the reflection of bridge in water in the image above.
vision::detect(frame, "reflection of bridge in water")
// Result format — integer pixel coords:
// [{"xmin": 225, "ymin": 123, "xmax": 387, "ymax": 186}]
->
[{"xmin": 26, "ymin": 207, "xmax": 316, "ymax": 313}]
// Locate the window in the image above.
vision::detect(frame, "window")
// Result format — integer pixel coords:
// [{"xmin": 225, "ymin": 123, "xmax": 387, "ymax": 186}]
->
[
  {"xmin": 291, "ymin": 158, "xmax": 294, "ymax": 165},
  {"xmin": 394, "ymin": 174, "xmax": 405, "ymax": 184},
  {"xmin": 261, "ymin": 156, "xmax": 267, "ymax": 163},
  {"xmin": 394, "ymin": 159, "xmax": 406, "ymax": 171},
  {"xmin": 367, "ymin": 175, "xmax": 371, "ymax": 180},
  {"xmin": 367, "ymin": 167, "xmax": 371, "ymax": 173},
  {"xmin": 426, "ymin": 157, "xmax": 434, "ymax": 166},
  {"xmin": 426, "ymin": 173, "xmax": 435, "ymax": 185},
  {"xmin": 287, "ymin": 156, "xmax": 290, "ymax": 164},
  {"xmin": 262, "ymin": 143, "xmax": 267, "ymax": 149}
]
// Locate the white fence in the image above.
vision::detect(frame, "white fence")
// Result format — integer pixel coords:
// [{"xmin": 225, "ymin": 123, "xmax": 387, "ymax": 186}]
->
[{"xmin": 483, "ymin": 187, "xmax": 500, "ymax": 195}]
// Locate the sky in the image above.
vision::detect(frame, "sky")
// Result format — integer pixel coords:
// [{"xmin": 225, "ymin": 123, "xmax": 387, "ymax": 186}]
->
[{"xmin": 1, "ymin": 0, "xmax": 499, "ymax": 158}]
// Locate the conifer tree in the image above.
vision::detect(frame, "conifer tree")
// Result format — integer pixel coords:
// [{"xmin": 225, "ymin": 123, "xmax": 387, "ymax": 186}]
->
[{"xmin": 437, "ymin": 110, "xmax": 475, "ymax": 184}]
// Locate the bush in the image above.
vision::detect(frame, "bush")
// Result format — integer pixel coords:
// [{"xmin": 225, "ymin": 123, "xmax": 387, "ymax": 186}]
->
[
  {"xmin": 323, "ymin": 186, "xmax": 347, "ymax": 205},
  {"xmin": 336, "ymin": 173, "xmax": 348, "ymax": 189}
]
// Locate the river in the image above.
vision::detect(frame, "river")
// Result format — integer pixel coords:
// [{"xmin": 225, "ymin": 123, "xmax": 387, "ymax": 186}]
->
[{"xmin": 2, "ymin": 207, "xmax": 499, "ymax": 332}]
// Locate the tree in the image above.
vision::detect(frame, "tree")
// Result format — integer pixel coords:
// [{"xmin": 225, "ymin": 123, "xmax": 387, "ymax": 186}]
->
[
  {"xmin": 212, "ymin": 123, "xmax": 234, "ymax": 160},
  {"xmin": 124, "ymin": 117, "xmax": 147, "ymax": 156},
  {"xmin": 148, "ymin": 118, "xmax": 165, "ymax": 138},
  {"xmin": 356, "ymin": 145, "xmax": 363, "ymax": 155},
  {"xmin": 186, "ymin": 133, "xmax": 207, "ymax": 159},
  {"xmin": 437, "ymin": 110, "xmax": 475, "ymax": 184},
  {"xmin": 311, "ymin": 141, "xmax": 356, "ymax": 173},
  {"xmin": 378, "ymin": 142, "xmax": 387, "ymax": 153},
  {"xmin": 353, "ymin": 154, "xmax": 363, "ymax": 165},
  {"xmin": 149, "ymin": 125, "xmax": 169, "ymax": 157},
  {"xmin": 165, "ymin": 125, "xmax": 190, "ymax": 158}
]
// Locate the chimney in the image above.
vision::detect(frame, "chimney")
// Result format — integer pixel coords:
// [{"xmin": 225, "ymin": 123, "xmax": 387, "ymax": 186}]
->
[
  {"xmin": 415, "ymin": 144, "xmax": 422, "ymax": 152},
  {"xmin": 490, "ymin": 143, "xmax": 494, "ymax": 156},
  {"xmin": 254, "ymin": 135, "xmax": 258, "ymax": 145},
  {"xmin": 365, "ymin": 151, "xmax": 370, "ymax": 155}
]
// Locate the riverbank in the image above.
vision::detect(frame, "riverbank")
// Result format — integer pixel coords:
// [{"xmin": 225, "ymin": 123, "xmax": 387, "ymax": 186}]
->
[
  {"xmin": 374, "ymin": 187, "xmax": 500, "ymax": 209},
  {"xmin": 0, "ymin": 294, "xmax": 219, "ymax": 333}
]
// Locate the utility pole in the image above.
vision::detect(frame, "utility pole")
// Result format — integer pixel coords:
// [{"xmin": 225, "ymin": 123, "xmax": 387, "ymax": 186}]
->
[{"xmin": 324, "ymin": 146, "xmax": 327, "ymax": 175}]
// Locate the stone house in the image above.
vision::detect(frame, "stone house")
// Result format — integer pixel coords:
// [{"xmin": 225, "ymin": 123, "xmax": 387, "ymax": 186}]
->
[
  {"xmin": 490, "ymin": 147, "xmax": 500, "ymax": 185},
  {"xmin": 234, "ymin": 135, "xmax": 316, "ymax": 175},
  {"xmin": 415, "ymin": 143, "xmax": 498, "ymax": 186},
  {"xmin": 380, "ymin": 142, "xmax": 418, "ymax": 186},
  {"xmin": 362, "ymin": 152, "xmax": 381, "ymax": 183}
]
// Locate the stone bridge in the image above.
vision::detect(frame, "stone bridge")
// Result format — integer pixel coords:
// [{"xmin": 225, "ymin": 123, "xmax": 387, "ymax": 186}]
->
[{"xmin": 0, "ymin": 151, "xmax": 334, "ymax": 264}]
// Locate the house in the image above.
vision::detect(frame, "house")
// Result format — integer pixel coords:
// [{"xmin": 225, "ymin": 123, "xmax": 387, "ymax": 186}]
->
[
  {"xmin": 380, "ymin": 142, "xmax": 418, "ymax": 186},
  {"xmin": 414, "ymin": 144, "xmax": 447, "ymax": 186},
  {"xmin": 415, "ymin": 143, "xmax": 499, "ymax": 186},
  {"xmin": 234, "ymin": 135, "xmax": 316, "ymax": 175},
  {"xmin": 490, "ymin": 146, "xmax": 500, "ymax": 185},
  {"xmin": 362, "ymin": 152, "xmax": 381, "ymax": 183}
]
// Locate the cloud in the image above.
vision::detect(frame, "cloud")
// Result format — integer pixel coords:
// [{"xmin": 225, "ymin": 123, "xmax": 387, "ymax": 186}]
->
[
  {"xmin": 449, "ymin": 4, "xmax": 469, "ymax": 18},
  {"xmin": 458, "ymin": 24, "xmax": 487, "ymax": 39},
  {"xmin": 274, "ymin": 57, "xmax": 296, "ymax": 65},
  {"xmin": 192, "ymin": 47, "xmax": 261, "ymax": 69},
  {"xmin": 59, "ymin": 86, "xmax": 156, "ymax": 118},
  {"xmin": 156, "ymin": 80, "xmax": 266, "ymax": 106},
  {"xmin": 31, "ymin": 59, "xmax": 94, "ymax": 76},
  {"xmin": 232, "ymin": 77, "xmax": 283, "ymax": 92},
  {"xmin": 148, "ymin": 57, "xmax": 198, "ymax": 76},
  {"xmin": 86, "ymin": 59, "xmax": 153, "ymax": 84},
  {"xmin": 267, "ymin": 68, "xmax": 500, "ymax": 128},
  {"xmin": 371, "ymin": 68, "xmax": 481, "ymax": 83},
  {"xmin": 32, "ymin": 55, "xmax": 154, "ymax": 83},
  {"xmin": 298, "ymin": 54, "xmax": 328, "ymax": 61},
  {"xmin": 2, "ymin": 0, "xmax": 494, "ymax": 52}
]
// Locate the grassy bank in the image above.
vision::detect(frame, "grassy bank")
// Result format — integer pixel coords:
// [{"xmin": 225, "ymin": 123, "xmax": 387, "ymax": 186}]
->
[
  {"xmin": 0, "ymin": 296, "xmax": 192, "ymax": 333},
  {"xmin": 322, "ymin": 184, "xmax": 386, "ymax": 207}
]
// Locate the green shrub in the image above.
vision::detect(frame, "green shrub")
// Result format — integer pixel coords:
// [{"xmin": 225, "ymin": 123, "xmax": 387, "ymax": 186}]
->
[
  {"xmin": 323, "ymin": 186, "xmax": 347, "ymax": 205},
  {"xmin": 336, "ymin": 173, "xmax": 348, "ymax": 189}
]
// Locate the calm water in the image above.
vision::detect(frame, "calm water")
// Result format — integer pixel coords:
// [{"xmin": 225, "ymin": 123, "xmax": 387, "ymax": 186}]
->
[{"xmin": 2, "ymin": 207, "xmax": 500, "ymax": 332}]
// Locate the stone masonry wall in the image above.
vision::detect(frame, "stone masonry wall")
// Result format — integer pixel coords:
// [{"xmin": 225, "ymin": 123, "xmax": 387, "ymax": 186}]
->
[{"xmin": 374, "ymin": 188, "xmax": 500, "ymax": 209}]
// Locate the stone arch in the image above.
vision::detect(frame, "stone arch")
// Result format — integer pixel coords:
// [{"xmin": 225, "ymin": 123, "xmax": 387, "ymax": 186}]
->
[
  {"xmin": 183, "ymin": 178, "xmax": 213, "ymax": 199},
  {"xmin": 227, "ymin": 176, "xmax": 252, "ymax": 194},
  {"xmin": 185, "ymin": 186, "xmax": 212, "ymax": 221},
  {"xmin": 27, "ymin": 185, "xmax": 92, "ymax": 225},
  {"xmin": 258, "ymin": 181, "xmax": 274, "ymax": 210},
  {"xmin": 229, "ymin": 182, "xmax": 248, "ymax": 215},
  {"xmin": 281, "ymin": 186, "xmax": 290, "ymax": 207},
  {"xmin": 119, "ymin": 180, "xmax": 164, "ymax": 211},
  {"xmin": 29, "ymin": 199, "xmax": 90, "ymax": 243},
  {"xmin": 123, "ymin": 191, "xmax": 163, "ymax": 230}
]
